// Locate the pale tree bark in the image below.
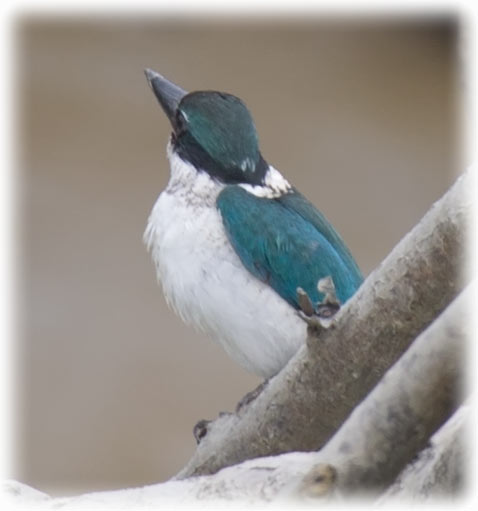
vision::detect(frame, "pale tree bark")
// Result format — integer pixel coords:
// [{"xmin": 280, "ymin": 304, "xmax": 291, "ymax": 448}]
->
[
  {"xmin": 4, "ymin": 288, "xmax": 470, "ymax": 507},
  {"xmin": 293, "ymin": 284, "xmax": 469, "ymax": 499},
  {"xmin": 176, "ymin": 170, "xmax": 470, "ymax": 480},
  {"xmin": 5, "ymin": 171, "xmax": 472, "ymax": 508},
  {"xmin": 376, "ymin": 403, "xmax": 468, "ymax": 503}
]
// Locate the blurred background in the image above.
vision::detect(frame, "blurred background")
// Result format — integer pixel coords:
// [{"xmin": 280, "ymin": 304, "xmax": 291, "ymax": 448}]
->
[{"xmin": 15, "ymin": 15, "xmax": 461, "ymax": 496}]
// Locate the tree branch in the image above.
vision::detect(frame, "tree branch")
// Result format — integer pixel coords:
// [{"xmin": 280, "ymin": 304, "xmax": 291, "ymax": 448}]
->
[
  {"xmin": 176, "ymin": 171, "xmax": 471, "ymax": 480},
  {"xmin": 7, "ymin": 172, "xmax": 470, "ymax": 507},
  {"xmin": 376, "ymin": 403, "xmax": 468, "ymax": 503},
  {"xmin": 6, "ymin": 287, "xmax": 469, "ymax": 507},
  {"xmin": 295, "ymin": 285, "xmax": 469, "ymax": 498}
]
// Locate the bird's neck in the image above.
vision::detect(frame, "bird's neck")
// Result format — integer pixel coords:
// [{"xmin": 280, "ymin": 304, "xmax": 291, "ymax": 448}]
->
[
  {"xmin": 165, "ymin": 138, "xmax": 291, "ymax": 205},
  {"xmin": 166, "ymin": 140, "xmax": 224, "ymax": 208}
]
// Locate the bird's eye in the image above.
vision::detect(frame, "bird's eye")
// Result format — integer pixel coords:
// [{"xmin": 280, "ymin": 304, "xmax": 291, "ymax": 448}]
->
[{"xmin": 175, "ymin": 112, "xmax": 187, "ymax": 134}]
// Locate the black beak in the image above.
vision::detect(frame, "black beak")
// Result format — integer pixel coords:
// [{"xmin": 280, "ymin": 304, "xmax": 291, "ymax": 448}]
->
[{"xmin": 144, "ymin": 68, "xmax": 188, "ymax": 125}]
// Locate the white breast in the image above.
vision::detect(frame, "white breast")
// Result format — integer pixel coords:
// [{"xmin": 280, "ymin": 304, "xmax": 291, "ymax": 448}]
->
[{"xmin": 144, "ymin": 147, "xmax": 306, "ymax": 378}]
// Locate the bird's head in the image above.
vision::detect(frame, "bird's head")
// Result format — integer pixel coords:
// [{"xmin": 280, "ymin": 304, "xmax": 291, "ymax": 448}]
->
[{"xmin": 145, "ymin": 68, "xmax": 268, "ymax": 185}]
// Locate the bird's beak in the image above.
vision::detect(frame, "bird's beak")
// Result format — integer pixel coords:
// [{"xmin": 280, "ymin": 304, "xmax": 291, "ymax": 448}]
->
[{"xmin": 144, "ymin": 68, "xmax": 188, "ymax": 126}]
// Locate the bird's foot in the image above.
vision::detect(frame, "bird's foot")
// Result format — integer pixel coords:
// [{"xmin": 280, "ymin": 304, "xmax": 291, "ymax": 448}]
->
[
  {"xmin": 297, "ymin": 286, "xmax": 315, "ymax": 317},
  {"xmin": 193, "ymin": 419, "xmax": 211, "ymax": 444},
  {"xmin": 236, "ymin": 379, "xmax": 269, "ymax": 413},
  {"xmin": 315, "ymin": 302, "xmax": 340, "ymax": 318},
  {"xmin": 317, "ymin": 276, "xmax": 341, "ymax": 311},
  {"xmin": 193, "ymin": 411, "xmax": 232, "ymax": 444},
  {"xmin": 296, "ymin": 277, "xmax": 341, "ymax": 333}
]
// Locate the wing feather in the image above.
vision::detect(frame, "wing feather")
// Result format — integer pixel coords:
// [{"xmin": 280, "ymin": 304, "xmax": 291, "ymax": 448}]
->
[{"xmin": 216, "ymin": 186, "xmax": 363, "ymax": 309}]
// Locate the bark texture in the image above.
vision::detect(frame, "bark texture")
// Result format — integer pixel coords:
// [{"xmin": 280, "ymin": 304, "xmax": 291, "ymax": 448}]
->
[
  {"xmin": 6, "ymin": 172, "xmax": 471, "ymax": 508},
  {"xmin": 295, "ymin": 285, "xmax": 469, "ymax": 498},
  {"xmin": 176, "ymin": 171, "xmax": 470, "ymax": 479},
  {"xmin": 377, "ymin": 404, "xmax": 468, "ymax": 502}
]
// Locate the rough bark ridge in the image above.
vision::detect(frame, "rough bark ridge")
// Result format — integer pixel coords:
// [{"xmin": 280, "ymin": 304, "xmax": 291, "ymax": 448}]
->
[
  {"xmin": 296, "ymin": 284, "xmax": 468, "ymax": 498},
  {"xmin": 5, "ymin": 171, "xmax": 471, "ymax": 507},
  {"xmin": 176, "ymin": 170, "xmax": 470, "ymax": 480}
]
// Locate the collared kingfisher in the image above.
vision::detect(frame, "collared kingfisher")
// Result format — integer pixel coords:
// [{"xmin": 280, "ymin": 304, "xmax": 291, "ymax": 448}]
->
[{"xmin": 143, "ymin": 69, "xmax": 363, "ymax": 379}]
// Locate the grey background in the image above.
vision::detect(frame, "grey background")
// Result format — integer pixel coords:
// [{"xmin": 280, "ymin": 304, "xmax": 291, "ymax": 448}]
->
[{"xmin": 16, "ymin": 16, "xmax": 460, "ymax": 495}]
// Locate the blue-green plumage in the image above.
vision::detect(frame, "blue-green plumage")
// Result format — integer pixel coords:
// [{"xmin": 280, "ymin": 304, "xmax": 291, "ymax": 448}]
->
[
  {"xmin": 144, "ymin": 68, "xmax": 364, "ymax": 377},
  {"xmin": 217, "ymin": 186, "xmax": 362, "ymax": 308}
]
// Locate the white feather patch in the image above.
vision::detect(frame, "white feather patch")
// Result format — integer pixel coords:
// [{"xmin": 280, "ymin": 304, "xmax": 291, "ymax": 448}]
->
[
  {"xmin": 239, "ymin": 166, "xmax": 291, "ymax": 198},
  {"xmin": 144, "ymin": 147, "xmax": 305, "ymax": 378}
]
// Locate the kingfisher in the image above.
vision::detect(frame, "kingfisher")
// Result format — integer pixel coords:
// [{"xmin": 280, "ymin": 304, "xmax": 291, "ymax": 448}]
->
[{"xmin": 143, "ymin": 69, "xmax": 363, "ymax": 380}]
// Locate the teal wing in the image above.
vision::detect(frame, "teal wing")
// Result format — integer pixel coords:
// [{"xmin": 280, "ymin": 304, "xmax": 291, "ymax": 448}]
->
[
  {"xmin": 216, "ymin": 186, "xmax": 363, "ymax": 309},
  {"xmin": 278, "ymin": 188, "xmax": 363, "ymax": 284}
]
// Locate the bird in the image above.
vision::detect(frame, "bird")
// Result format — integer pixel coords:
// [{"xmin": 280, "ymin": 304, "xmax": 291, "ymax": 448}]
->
[{"xmin": 143, "ymin": 68, "xmax": 363, "ymax": 379}]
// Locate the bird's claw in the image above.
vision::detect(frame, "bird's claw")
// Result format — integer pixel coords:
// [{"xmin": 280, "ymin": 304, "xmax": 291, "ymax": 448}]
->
[
  {"xmin": 193, "ymin": 419, "xmax": 211, "ymax": 444},
  {"xmin": 297, "ymin": 311, "xmax": 326, "ymax": 331},
  {"xmin": 296, "ymin": 277, "xmax": 341, "ymax": 330},
  {"xmin": 317, "ymin": 276, "xmax": 340, "ymax": 309},
  {"xmin": 297, "ymin": 287, "xmax": 315, "ymax": 317},
  {"xmin": 316, "ymin": 302, "xmax": 340, "ymax": 318}
]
